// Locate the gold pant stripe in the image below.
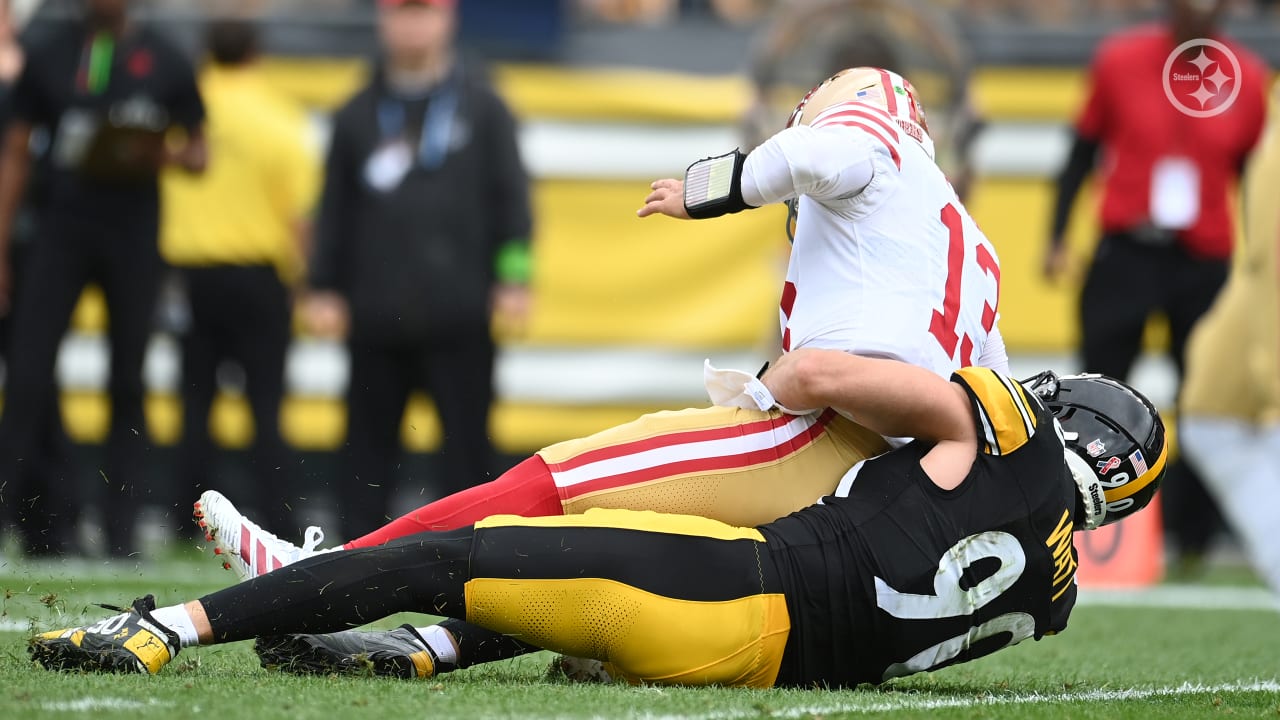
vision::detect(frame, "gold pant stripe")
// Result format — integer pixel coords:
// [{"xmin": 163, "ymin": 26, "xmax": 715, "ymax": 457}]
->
[{"xmin": 475, "ymin": 507, "xmax": 766, "ymax": 543}]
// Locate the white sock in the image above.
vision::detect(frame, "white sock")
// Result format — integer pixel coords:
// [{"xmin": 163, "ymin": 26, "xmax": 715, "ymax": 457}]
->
[
  {"xmin": 416, "ymin": 625, "xmax": 458, "ymax": 665},
  {"xmin": 149, "ymin": 605, "xmax": 201, "ymax": 648}
]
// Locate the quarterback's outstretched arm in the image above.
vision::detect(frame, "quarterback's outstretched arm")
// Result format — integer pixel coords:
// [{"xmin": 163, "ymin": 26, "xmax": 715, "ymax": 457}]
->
[
  {"xmin": 740, "ymin": 125, "xmax": 875, "ymax": 206},
  {"xmin": 638, "ymin": 125, "xmax": 875, "ymax": 220}
]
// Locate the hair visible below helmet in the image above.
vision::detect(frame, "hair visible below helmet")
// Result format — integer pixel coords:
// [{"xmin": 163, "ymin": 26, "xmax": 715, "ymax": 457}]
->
[
  {"xmin": 1025, "ymin": 372, "xmax": 1168, "ymax": 530},
  {"xmin": 786, "ymin": 66, "xmax": 933, "ymax": 159}
]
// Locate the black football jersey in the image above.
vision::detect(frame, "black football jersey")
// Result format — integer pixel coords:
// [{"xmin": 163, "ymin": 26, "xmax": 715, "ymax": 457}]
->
[{"xmin": 762, "ymin": 367, "xmax": 1081, "ymax": 688}]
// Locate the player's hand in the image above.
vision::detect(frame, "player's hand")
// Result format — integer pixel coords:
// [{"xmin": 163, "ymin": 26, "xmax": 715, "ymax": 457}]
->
[
  {"xmin": 491, "ymin": 283, "xmax": 532, "ymax": 341},
  {"xmin": 1042, "ymin": 242, "xmax": 1071, "ymax": 282},
  {"xmin": 759, "ymin": 349, "xmax": 824, "ymax": 413},
  {"xmin": 637, "ymin": 178, "xmax": 691, "ymax": 220},
  {"xmin": 303, "ymin": 291, "xmax": 350, "ymax": 340}
]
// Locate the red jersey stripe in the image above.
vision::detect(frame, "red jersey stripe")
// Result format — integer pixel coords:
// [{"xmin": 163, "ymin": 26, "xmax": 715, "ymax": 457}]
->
[
  {"xmin": 780, "ymin": 279, "xmax": 797, "ymax": 351},
  {"xmin": 821, "ymin": 119, "xmax": 902, "ymax": 169},
  {"xmin": 546, "ymin": 410, "xmax": 805, "ymax": 474},
  {"xmin": 559, "ymin": 410, "xmax": 838, "ymax": 500}
]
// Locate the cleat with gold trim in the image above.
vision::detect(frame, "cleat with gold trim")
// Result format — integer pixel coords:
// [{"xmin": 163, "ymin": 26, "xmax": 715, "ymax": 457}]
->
[
  {"xmin": 28, "ymin": 594, "xmax": 180, "ymax": 674},
  {"xmin": 254, "ymin": 625, "xmax": 438, "ymax": 679},
  {"xmin": 193, "ymin": 490, "xmax": 332, "ymax": 580}
]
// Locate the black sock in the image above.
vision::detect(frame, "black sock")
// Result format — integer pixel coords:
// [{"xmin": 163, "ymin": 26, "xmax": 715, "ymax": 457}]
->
[
  {"xmin": 438, "ymin": 618, "xmax": 540, "ymax": 669},
  {"xmin": 199, "ymin": 528, "xmax": 472, "ymax": 643}
]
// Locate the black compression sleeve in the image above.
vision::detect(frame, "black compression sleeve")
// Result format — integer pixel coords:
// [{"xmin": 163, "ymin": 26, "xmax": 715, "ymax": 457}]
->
[
  {"xmin": 199, "ymin": 529, "xmax": 473, "ymax": 644},
  {"xmin": 1050, "ymin": 133, "xmax": 1101, "ymax": 242}
]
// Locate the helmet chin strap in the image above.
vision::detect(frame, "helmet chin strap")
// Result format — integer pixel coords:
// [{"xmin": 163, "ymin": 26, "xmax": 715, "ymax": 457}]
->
[{"xmin": 1064, "ymin": 449, "xmax": 1107, "ymax": 530}]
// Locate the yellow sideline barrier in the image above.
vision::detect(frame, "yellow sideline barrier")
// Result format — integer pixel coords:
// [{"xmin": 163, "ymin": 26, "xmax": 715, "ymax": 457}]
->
[
  {"xmin": 43, "ymin": 391, "xmax": 672, "ymax": 453},
  {"xmin": 256, "ymin": 58, "xmax": 1094, "ymax": 122},
  {"xmin": 83, "ymin": 179, "xmax": 1102, "ymax": 350},
  {"xmin": 256, "ymin": 58, "xmax": 1099, "ymax": 122}
]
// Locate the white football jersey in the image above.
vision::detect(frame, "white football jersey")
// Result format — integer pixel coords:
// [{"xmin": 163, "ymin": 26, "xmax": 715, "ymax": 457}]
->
[{"xmin": 741, "ymin": 101, "xmax": 1006, "ymax": 378}]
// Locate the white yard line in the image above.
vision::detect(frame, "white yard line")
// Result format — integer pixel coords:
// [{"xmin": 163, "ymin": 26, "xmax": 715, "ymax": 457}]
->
[
  {"xmin": 38, "ymin": 697, "xmax": 172, "ymax": 712},
  {"xmin": 626, "ymin": 681, "xmax": 1280, "ymax": 720},
  {"xmin": 1077, "ymin": 583, "xmax": 1280, "ymax": 612},
  {"xmin": 0, "ymin": 557, "xmax": 228, "ymax": 583}
]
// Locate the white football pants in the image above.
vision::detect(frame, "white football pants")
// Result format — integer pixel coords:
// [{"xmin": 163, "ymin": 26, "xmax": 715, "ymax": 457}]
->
[{"xmin": 1181, "ymin": 417, "xmax": 1280, "ymax": 596}]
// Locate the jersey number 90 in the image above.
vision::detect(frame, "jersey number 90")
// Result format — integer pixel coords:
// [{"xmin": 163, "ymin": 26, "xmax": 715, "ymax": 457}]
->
[{"xmin": 875, "ymin": 530, "xmax": 1037, "ymax": 681}]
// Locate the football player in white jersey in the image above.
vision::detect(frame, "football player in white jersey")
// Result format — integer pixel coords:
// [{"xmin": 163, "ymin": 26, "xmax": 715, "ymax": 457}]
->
[
  {"xmin": 642, "ymin": 66, "xmax": 1005, "ymax": 378},
  {"xmin": 186, "ymin": 68, "xmax": 1012, "ymax": 677}
]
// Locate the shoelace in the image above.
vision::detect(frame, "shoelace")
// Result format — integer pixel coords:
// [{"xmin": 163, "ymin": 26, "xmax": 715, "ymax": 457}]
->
[
  {"xmin": 301, "ymin": 526, "xmax": 326, "ymax": 554},
  {"xmin": 95, "ymin": 594, "xmax": 182, "ymax": 654}
]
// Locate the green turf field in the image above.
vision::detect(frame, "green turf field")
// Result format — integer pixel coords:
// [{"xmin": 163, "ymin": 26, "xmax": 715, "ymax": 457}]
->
[{"xmin": 1, "ymin": 550, "xmax": 1277, "ymax": 720}]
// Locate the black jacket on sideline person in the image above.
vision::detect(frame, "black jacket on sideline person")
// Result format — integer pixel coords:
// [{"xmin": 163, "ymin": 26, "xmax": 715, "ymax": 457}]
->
[
  {"xmin": 311, "ymin": 58, "xmax": 531, "ymax": 343},
  {"xmin": 0, "ymin": 18, "xmax": 205, "ymax": 557},
  {"xmin": 313, "ymin": 56, "xmax": 532, "ymax": 539}
]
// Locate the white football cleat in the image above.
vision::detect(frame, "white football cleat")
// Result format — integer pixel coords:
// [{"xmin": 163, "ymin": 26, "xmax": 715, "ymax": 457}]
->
[{"xmin": 193, "ymin": 490, "xmax": 333, "ymax": 580}]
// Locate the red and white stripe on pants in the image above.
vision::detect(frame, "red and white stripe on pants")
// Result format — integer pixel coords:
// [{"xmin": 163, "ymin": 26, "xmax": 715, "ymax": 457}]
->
[{"xmin": 539, "ymin": 405, "xmax": 886, "ymax": 527}]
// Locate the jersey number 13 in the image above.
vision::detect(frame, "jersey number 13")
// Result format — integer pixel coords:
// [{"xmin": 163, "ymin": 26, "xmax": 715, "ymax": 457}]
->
[{"xmin": 929, "ymin": 202, "xmax": 1000, "ymax": 367}]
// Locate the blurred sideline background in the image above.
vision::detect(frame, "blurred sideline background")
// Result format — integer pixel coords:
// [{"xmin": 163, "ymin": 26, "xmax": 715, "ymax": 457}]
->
[{"xmin": 5, "ymin": 0, "xmax": 1279, "ymax": 553}]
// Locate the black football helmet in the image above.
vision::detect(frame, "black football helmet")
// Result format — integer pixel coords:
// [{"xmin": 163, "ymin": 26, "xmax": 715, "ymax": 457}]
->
[{"xmin": 1024, "ymin": 371, "xmax": 1167, "ymax": 529}]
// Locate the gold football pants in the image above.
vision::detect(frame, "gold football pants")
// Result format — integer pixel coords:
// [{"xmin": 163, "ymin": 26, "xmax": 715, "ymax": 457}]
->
[{"xmin": 466, "ymin": 508, "xmax": 791, "ymax": 688}]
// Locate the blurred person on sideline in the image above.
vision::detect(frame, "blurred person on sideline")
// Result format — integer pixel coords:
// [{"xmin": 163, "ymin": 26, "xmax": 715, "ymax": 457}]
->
[
  {"xmin": 1180, "ymin": 79, "xmax": 1280, "ymax": 596},
  {"xmin": 1044, "ymin": 0, "xmax": 1267, "ymax": 576},
  {"xmin": 0, "ymin": 0, "xmax": 206, "ymax": 558},
  {"xmin": 160, "ymin": 19, "xmax": 318, "ymax": 537},
  {"xmin": 304, "ymin": 0, "xmax": 532, "ymax": 540},
  {"xmin": 0, "ymin": 0, "xmax": 75, "ymax": 557}
]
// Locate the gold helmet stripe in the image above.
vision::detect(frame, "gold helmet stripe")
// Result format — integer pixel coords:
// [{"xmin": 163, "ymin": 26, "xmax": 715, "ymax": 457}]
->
[{"xmin": 1102, "ymin": 440, "xmax": 1169, "ymax": 503}]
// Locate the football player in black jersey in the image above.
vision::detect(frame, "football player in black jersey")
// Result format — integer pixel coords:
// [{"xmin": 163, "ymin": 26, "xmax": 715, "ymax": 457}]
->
[{"xmin": 30, "ymin": 351, "xmax": 1165, "ymax": 687}]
